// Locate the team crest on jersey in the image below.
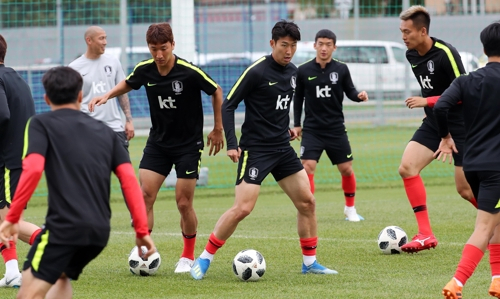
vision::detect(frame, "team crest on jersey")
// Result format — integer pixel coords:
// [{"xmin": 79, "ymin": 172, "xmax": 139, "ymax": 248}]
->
[
  {"xmin": 290, "ymin": 76, "xmax": 296, "ymax": 89},
  {"xmin": 172, "ymin": 80, "xmax": 183, "ymax": 94},
  {"xmin": 427, "ymin": 60, "xmax": 434, "ymax": 74},
  {"xmin": 104, "ymin": 65, "xmax": 112, "ymax": 77},
  {"xmin": 249, "ymin": 167, "xmax": 259, "ymax": 180},
  {"xmin": 329, "ymin": 72, "xmax": 339, "ymax": 84}
]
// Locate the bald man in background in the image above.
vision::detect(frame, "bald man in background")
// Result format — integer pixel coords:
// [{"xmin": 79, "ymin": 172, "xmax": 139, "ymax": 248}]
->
[{"xmin": 69, "ymin": 26, "xmax": 134, "ymax": 145}]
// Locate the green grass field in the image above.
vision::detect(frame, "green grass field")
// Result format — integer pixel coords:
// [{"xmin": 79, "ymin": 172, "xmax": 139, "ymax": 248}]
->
[{"xmin": 5, "ymin": 125, "xmax": 486, "ymax": 298}]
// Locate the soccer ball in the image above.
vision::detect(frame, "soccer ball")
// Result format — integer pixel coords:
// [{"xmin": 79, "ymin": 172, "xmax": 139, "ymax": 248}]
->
[
  {"xmin": 377, "ymin": 226, "xmax": 408, "ymax": 254},
  {"xmin": 232, "ymin": 249, "xmax": 266, "ymax": 281},
  {"xmin": 128, "ymin": 246, "xmax": 161, "ymax": 276}
]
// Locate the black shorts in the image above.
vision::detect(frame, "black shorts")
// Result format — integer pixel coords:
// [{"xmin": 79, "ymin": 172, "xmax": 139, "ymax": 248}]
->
[
  {"xmin": 411, "ymin": 119, "xmax": 465, "ymax": 166},
  {"xmin": 116, "ymin": 131, "xmax": 129, "ymax": 151},
  {"xmin": 139, "ymin": 141, "xmax": 202, "ymax": 179},
  {"xmin": 236, "ymin": 146, "xmax": 304, "ymax": 185},
  {"xmin": 464, "ymin": 171, "xmax": 500, "ymax": 213},
  {"xmin": 300, "ymin": 131, "xmax": 353, "ymax": 165},
  {"xmin": 0, "ymin": 167, "xmax": 21, "ymax": 209},
  {"xmin": 24, "ymin": 229, "xmax": 104, "ymax": 284}
]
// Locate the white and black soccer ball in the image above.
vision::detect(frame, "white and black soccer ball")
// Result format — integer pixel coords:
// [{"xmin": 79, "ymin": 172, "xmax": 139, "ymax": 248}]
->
[
  {"xmin": 128, "ymin": 246, "xmax": 161, "ymax": 276},
  {"xmin": 232, "ymin": 249, "xmax": 266, "ymax": 281},
  {"xmin": 377, "ymin": 226, "xmax": 408, "ymax": 254}
]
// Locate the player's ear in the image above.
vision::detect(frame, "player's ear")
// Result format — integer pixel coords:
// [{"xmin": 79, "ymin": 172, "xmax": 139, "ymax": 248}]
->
[
  {"xmin": 270, "ymin": 39, "xmax": 275, "ymax": 49},
  {"xmin": 77, "ymin": 90, "xmax": 83, "ymax": 104},
  {"xmin": 171, "ymin": 41, "xmax": 175, "ymax": 51},
  {"xmin": 43, "ymin": 94, "xmax": 51, "ymax": 106}
]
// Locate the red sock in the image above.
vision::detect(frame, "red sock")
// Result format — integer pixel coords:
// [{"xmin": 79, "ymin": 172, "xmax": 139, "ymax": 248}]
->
[
  {"xmin": 0, "ymin": 241, "xmax": 17, "ymax": 262},
  {"xmin": 489, "ymin": 244, "xmax": 500, "ymax": 276},
  {"xmin": 455, "ymin": 243, "xmax": 484, "ymax": 285},
  {"xmin": 205, "ymin": 233, "xmax": 225, "ymax": 255},
  {"xmin": 307, "ymin": 173, "xmax": 315, "ymax": 194},
  {"xmin": 300, "ymin": 237, "xmax": 318, "ymax": 256},
  {"xmin": 29, "ymin": 228, "xmax": 42, "ymax": 246},
  {"xmin": 469, "ymin": 197, "xmax": 478, "ymax": 209},
  {"xmin": 181, "ymin": 232, "xmax": 196, "ymax": 260},
  {"xmin": 403, "ymin": 175, "xmax": 432, "ymax": 235},
  {"xmin": 342, "ymin": 172, "xmax": 356, "ymax": 207}
]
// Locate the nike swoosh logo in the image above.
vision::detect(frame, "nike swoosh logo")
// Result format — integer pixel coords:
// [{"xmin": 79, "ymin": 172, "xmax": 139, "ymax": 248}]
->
[
  {"xmin": 5, "ymin": 277, "xmax": 18, "ymax": 286},
  {"xmin": 411, "ymin": 64, "xmax": 418, "ymax": 68},
  {"xmin": 308, "ymin": 76, "xmax": 317, "ymax": 80},
  {"xmin": 147, "ymin": 82, "xmax": 157, "ymax": 86},
  {"xmin": 347, "ymin": 154, "xmax": 353, "ymax": 158},
  {"xmin": 186, "ymin": 170, "xmax": 196, "ymax": 174},
  {"xmin": 268, "ymin": 82, "xmax": 278, "ymax": 86},
  {"xmin": 82, "ymin": 73, "xmax": 88, "ymax": 77}
]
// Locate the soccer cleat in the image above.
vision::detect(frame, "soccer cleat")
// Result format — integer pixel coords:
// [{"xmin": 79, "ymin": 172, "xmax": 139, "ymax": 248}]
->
[
  {"xmin": 301, "ymin": 261, "xmax": 338, "ymax": 275},
  {"xmin": 190, "ymin": 257, "xmax": 211, "ymax": 280},
  {"xmin": 489, "ymin": 277, "xmax": 500, "ymax": 298},
  {"xmin": 344, "ymin": 206, "xmax": 364, "ymax": 222},
  {"xmin": 401, "ymin": 233, "xmax": 438, "ymax": 253},
  {"xmin": 0, "ymin": 272, "xmax": 22, "ymax": 288},
  {"xmin": 174, "ymin": 257, "xmax": 194, "ymax": 273},
  {"xmin": 442, "ymin": 279, "xmax": 462, "ymax": 299}
]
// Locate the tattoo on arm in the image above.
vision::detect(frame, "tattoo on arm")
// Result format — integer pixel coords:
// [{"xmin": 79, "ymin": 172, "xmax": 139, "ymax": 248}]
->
[{"xmin": 118, "ymin": 94, "xmax": 133, "ymax": 122}]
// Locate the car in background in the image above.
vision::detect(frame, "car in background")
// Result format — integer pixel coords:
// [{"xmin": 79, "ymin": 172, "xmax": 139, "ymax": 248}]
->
[{"xmin": 459, "ymin": 51, "xmax": 480, "ymax": 73}]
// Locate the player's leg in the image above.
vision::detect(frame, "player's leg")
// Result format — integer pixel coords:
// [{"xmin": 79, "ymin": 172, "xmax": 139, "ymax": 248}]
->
[
  {"xmin": 45, "ymin": 274, "xmax": 72, "ymax": 299},
  {"xmin": 454, "ymin": 166, "xmax": 477, "ymax": 208},
  {"xmin": 138, "ymin": 169, "xmax": 165, "ymax": 231},
  {"xmin": 489, "ymin": 224, "xmax": 500, "ymax": 297},
  {"xmin": 302, "ymin": 160, "xmax": 317, "ymax": 193},
  {"xmin": 15, "ymin": 269, "xmax": 52, "ymax": 299},
  {"xmin": 300, "ymin": 131, "xmax": 323, "ymax": 194},
  {"xmin": 398, "ymin": 139, "xmax": 437, "ymax": 253}
]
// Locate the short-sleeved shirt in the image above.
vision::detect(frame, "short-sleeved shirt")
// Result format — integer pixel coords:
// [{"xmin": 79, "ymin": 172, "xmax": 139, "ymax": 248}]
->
[
  {"xmin": 24, "ymin": 109, "xmax": 130, "ymax": 246},
  {"xmin": 69, "ymin": 53, "xmax": 126, "ymax": 132},
  {"xmin": 294, "ymin": 58, "xmax": 361, "ymax": 134},
  {"xmin": 0, "ymin": 65, "xmax": 35, "ymax": 169},
  {"xmin": 222, "ymin": 55, "xmax": 296, "ymax": 150},
  {"xmin": 126, "ymin": 56, "xmax": 218, "ymax": 153},
  {"xmin": 406, "ymin": 37, "xmax": 465, "ymax": 128}
]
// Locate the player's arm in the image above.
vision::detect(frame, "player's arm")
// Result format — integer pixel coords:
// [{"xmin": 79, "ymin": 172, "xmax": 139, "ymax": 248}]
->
[
  {"xmin": 342, "ymin": 66, "xmax": 366, "ymax": 102},
  {"xmin": 114, "ymin": 63, "xmax": 134, "ymax": 140},
  {"xmin": 0, "ymin": 81, "xmax": 10, "ymax": 137},
  {"xmin": 292, "ymin": 68, "xmax": 305, "ymax": 136},
  {"xmin": 207, "ymin": 85, "xmax": 224, "ymax": 156},
  {"xmin": 89, "ymin": 80, "xmax": 132, "ymax": 112}
]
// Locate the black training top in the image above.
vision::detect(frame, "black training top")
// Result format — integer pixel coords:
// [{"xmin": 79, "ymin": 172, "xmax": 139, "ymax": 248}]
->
[
  {"xmin": 294, "ymin": 58, "xmax": 361, "ymax": 133},
  {"xmin": 24, "ymin": 109, "xmax": 130, "ymax": 246},
  {"xmin": 222, "ymin": 55, "xmax": 296, "ymax": 150},
  {"xmin": 0, "ymin": 64, "xmax": 35, "ymax": 169},
  {"xmin": 434, "ymin": 62, "xmax": 500, "ymax": 172},
  {"xmin": 126, "ymin": 56, "xmax": 218, "ymax": 153}
]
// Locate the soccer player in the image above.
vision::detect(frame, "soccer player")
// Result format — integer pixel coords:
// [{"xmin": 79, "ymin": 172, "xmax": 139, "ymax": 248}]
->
[
  {"xmin": 69, "ymin": 26, "xmax": 135, "ymax": 148},
  {"xmin": 190, "ymin": 20, "xmax": 337, "ymax": 280},
  {"xmin": 436, "ymin": 22, "xmax": 500, "ymax": 299},
  {"xmin": 293, "ymin": 29, "xmax": 368, "ymax": 222},
  {"xmin": 0, "ymin": 66, "xmax": 155, "ymax": 299},
  {"xmin": 0, "ymin": 34, "xmax": 42, "ymax": 288},
  {"xmin": 88, "ymin": 23, "xmax": 224, "ymax": 273},
  {"xmin": 398, "ymin": 5, "xmax": 476, "ymax": 253}
]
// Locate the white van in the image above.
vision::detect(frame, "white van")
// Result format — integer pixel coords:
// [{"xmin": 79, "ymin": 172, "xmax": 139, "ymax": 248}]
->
[{"xmin": 293, "ymin": 40, "xmax": 420, "ymax": 98}]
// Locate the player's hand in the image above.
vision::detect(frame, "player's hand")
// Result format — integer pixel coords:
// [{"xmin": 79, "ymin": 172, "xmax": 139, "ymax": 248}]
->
[
  {"xmin": 227, "ymin": 148, "xmax": 241, "ymax": 163},
  {"xmin": 135, "ymin": 234, "xmax": 156, "ymax": 260},
  {"xmin": 289, "ymin": 128, "xmax": 300, "ymax": 141},
  {"xmin": 125, "ymin": 121, "xmax": 135, "ymax": 140},
  {"xmin": 88, "ymin": 96, "xmax": 110, "ymax": 112},
  {"xmin": 433, "ymin": 135, "xmax": 458, "ymax": 164},
  {"xmin": 0, "ymin": 221, "xmax": 19, "ymax": 247},
  {"xmin": 358, "ymin": 91, "xmax": 369, "ymax": 102},
  {"xmin": 405, "ymin": 96, "xmax": 427, "ymax": 109},
  {"xmin": 207, "ymin": 128, "xmax": 224, "ymax": 156}
]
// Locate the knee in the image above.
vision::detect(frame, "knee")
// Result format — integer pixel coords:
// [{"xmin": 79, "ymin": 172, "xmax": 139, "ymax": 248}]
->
[
  {"xmin": 340, "ymin": 168, "xmax": 353, "ymax": 177},
  {"xmin": 232, "ymin": 206, "xmax": 253, "ymax": 222},
  {"xmin": 457, "ymin": 187, "xmax": 473, "ymax": 201},
  {"xmin": 141, "ymin": 189, "xmax": 156, "ymax": 207},
  {"xmin": 176, "ymin": 197, "xmax": 193, "ymax": 214},
  {"xmin": 297, "ymin": 195, "xmax": 316, "ymax": 214},
  {"xmin": 398, "ymin": 163, "xmax": 415, "ymax": 178}
]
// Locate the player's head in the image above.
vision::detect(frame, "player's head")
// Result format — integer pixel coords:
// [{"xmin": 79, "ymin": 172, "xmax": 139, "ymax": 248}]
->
[
  {"xmin": 42, "ymin": 66, "xmax": 83, "ymax": 107},
  {"xmin": 84, "ymin": 26, "xmax": 107, "ymax": 56},
  {"xmin": 270, "ymin": 20, "xmax": 300, "ymax": 66},
  {"xmin": 314, "ymin": 29, "xmax": 337, "ymax": 62},
  {"xmin": 0, "ymin": 34, "xmax": 7, "ymax": 63},
  {"xmin": 480, "ymin": 22, "xmax": 500, "ymax": 57},
  {"xmin": 146, "ymin": 23, "xmax": 175, "ymax": 68},
  {"xmin": 399, "ymin": 5, "xmax": 431, "ymax": 50}
]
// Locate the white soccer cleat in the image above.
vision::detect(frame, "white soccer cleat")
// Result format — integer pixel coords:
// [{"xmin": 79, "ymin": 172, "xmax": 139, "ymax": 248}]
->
[
  {"xmin": 344, "ymin": 206, "xmax": 363, "ymax": 222},
  {"xmin": 0, "ymin": 272, "xmax": 22, "ymax": 288},
  {"xmin": 174, "ymin": 257, "xmax": 194, "ymax": 273}
]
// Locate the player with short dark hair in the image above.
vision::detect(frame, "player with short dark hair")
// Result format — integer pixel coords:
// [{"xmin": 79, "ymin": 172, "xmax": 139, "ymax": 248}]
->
[
  {"xmin": 190, "ymin": 20, "xmax": 336, "ymax": 280},
  {"xmin": 435, "ymin": 21, "xmax": 500, "ymax": 299},
  {"xmin": 89, "ymin": 22, "xmax": 224, "ymax": 273},
  {"xmin": 398, "ymin": 5, "xmax": 476, "ymax": 253},
  {"xmin": 0, "ymin": 34, "xmax": 42, "ymax": 288},
  {"xmin": 0, "ymin": 66, "xmax": 154, "ymax": 299},
  {"xmin": 293, "ymin": 29, "xmax": 368, "ymax": 222}
]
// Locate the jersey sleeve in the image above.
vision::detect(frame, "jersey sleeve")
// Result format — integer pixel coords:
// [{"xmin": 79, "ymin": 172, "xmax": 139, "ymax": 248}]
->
[
  {"xmin": 342, "ymin": 65, "xmax": 361, "ymax": 102},
  {"xmin": 0, "ymin": 79, "xmax": 10, "ymax": 141},
  {"xmin": 439, "ymin": 45, "xmax": 466, "ymax": 81},
  {"xmin": 25, "ymin": 117, "xmax": 49, "ymax": 158},
  {"xmin": 125, "ymin": 63, "xmax": 146, "ymax": 90},
  {"xmin": 111, "ymin": 132, "xmax": 132, "ymax": 168},
  {"xmin": 177, "ymin": 60, "xmax": 218, "ymax": 96},
  {"xmin": 293, "ymin": 67, "xmax": 305, "ymax": 127},
  {"xmin": 433, "ymin": 76, "xmax": 464, "ymax": 138},
  {"xmin": 222, "ymin": 64, "xmax": 260, "ymax": 150}
]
